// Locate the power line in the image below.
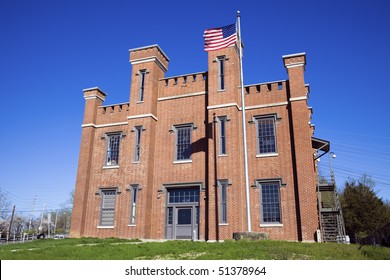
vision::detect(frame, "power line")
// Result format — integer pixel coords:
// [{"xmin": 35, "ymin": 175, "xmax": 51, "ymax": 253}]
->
[{"xmin": 315, "ymin": 128, "xmax": 390, "ymax": 140}]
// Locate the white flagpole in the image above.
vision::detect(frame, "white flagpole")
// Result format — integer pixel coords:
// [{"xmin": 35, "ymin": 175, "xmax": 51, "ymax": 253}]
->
[{"xmin": 237, "ymin": 11, "xmax": 252, "ymax": 232}]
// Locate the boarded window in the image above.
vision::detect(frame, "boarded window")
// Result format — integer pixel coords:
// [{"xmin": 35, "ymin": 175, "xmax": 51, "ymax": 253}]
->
[{"xmin": 100, "ymin": 189, "xmax": 117, "ymax": 226}]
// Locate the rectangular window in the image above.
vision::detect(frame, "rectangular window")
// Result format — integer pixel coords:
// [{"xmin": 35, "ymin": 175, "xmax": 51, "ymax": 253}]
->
[
  {"xmin": 217, "ymin": 56, "xmax": 225, "ymax": 91},
  {"xmin": 167, "ymin": 207, "xmax": 173, "ymax": 225},
  {"xmin": 100, "ymin": 189, "xmax": 117, "ymax": 226},
  {"xmin": 138, "ymin": 70, "xmax": 146, "ymax": 102},
  {"xmin": 105, "ymin": 133, "xmax": 121, "ymax": 166},
  {"xmin": 217, "ymin": 116, "xmax": 227, "ymax": 155},
  {"xmin": 175, "ymin": 125, "xmax": 192, "ymax": 161},
  {"xmin": 129, "ymin": 185, "xmax": 138, "ymax": 225},
  {"xmin": 256, "ymin": 116, "xmax": 276, "ymax": 154},
  {"xmin": 259, "ymin": 182, "xmax": 281, "ymax": 224},
  {"xmin": 168, "ymin": 188, "xmax": 200, "ymax": 204},
  {"xmin": 218, "ymin": 180, "xmax": 228, "ymax": 224},
  {"xmin": 134, "ymin": 126, "xmax": 142, "ymax": 162}
]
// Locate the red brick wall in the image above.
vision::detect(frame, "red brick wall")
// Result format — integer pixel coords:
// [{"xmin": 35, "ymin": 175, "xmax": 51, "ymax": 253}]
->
[
  {"xmin": 71, "ymin": 46, "xmax": 319, "ymax": 242},
  {"xmin": 71, "ymin": 88, "xmax": 105, "ymax": 238}
]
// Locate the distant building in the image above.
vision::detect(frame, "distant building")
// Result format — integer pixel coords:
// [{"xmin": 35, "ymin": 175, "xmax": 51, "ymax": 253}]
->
[{"xmin": 71, "ymin": 42, "xmax": 330, "ymax": 241}]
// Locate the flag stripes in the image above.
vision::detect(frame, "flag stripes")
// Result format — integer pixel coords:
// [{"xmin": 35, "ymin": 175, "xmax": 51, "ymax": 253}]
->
[{"xmin": 204, "ymin": 23, "xmax": 237, "ymax": 52}]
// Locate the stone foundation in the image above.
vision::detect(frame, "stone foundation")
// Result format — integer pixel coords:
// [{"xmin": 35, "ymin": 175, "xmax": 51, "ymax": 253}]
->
[{"xmin": 233, "ymin": 232, "xmax": 269, "ymax": 241}]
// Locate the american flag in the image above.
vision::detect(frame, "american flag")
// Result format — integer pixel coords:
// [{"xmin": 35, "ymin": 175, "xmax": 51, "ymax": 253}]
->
[{"xmin": 204, "ymin": 23, "xmax": 237, "ymax": 52}]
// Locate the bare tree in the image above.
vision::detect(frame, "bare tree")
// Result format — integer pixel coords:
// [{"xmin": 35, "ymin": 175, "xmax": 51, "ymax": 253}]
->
[
  {"xmin": 0, "ymin": 189, "xmax": 11, "ymax": 219},
  {"xmin": 53, "ymin": 190, "xmax": 74, "ymax": 234},
  {"xmin": 11, "ymin": 215, "xmax": 28, "ymax": 238},
  {"xmin": 0, "ymin": 189, "xmax": 12, "ymax": 238}
]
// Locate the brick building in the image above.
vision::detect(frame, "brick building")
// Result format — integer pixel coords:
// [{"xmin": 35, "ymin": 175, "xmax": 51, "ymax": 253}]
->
[{"xmin": 70, "ymin": 42, "xmax": 329, "ymax": 241}]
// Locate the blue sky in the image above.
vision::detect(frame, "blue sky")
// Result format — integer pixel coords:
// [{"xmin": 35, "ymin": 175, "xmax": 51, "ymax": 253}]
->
[{"xmin": 1, "ymin": 0, "xmax": 389, "ymax": 217}]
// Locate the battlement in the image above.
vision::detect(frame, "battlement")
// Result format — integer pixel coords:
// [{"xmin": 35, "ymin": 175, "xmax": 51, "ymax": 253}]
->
[
  {"xmin": 98, "ymin": 102, "xmax": 130, "ymax": 114},
  {"xmin": 93, "ymin": 102, "xmax": 130, "ymax": 125},
  {"xmin": 244, "ymin": 80, "xmax": 286, "ymax": 94},
  {"xmin": 159, "ymin": 72, "xmax": 208, "ymax": 99},
  {"xmin": 244, "ymin": 80, "xmax": 289, "ymax": 106}
]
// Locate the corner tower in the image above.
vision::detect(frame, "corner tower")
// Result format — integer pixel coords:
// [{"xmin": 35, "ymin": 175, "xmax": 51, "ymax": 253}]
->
[
  {"xmin": 128, "ymin": 45, "xmax": 169, "ymax": 117},
  {"xmin": 71, "ymin": 87, "xmax": 106, "ymax": 238},
  {"xmin": 207, "ymin": 44, "xmax": 241, "ymax": 106},
  {"xmin": 283, "ymin": 53, "xmax": 318, "ymax": 241},
  {"xmin": 206, "ymin": 42, "xmax": 248, "ymax": 240}
]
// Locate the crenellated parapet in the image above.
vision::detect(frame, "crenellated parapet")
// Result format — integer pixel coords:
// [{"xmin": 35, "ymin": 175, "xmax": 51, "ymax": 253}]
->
[
  {"xmin": 95, "ymin": 102, "xmax": 130, "ymax": 125},
  {"xmin": 158, "ymin": 72, "xmax": 207, "ymax": 100},
  {"xmin": 98, "ymin": 102, "xmax": 130, "ymax": 114},
  {"xmin": 244, "ymin": 80, "xmax": 289, "ymax": 107}
]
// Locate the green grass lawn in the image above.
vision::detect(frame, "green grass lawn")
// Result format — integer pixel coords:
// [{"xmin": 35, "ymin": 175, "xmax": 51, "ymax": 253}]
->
[{"xmin": 1, "ymin": 238, "xmax": 389, "ymax": 260}]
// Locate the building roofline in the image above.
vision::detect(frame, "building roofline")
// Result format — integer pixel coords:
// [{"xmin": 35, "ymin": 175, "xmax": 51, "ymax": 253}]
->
[
  {"xmin": 282, "ymin": 52, "xmax": 306, "ymax": 59},
  {"xmin": 83, "ymin": 87, "xmax": 108, "ymax": 96},
  {"xmin": 244, "ymin": 79, "xmax": 287, "ymax": 88},
  {"xmin": 128, "ymin": 44, "xmax": 170, "ymax": 62},
  {"xmin": 161, "ymin": 71, "xmax": 207, "ymax": 80},
  {"xmin": 99, "ymin": 102, "xmax": 129, "ymax": 108}
]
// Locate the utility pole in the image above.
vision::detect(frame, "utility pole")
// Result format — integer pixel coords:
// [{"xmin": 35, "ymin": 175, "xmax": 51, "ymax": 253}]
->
[
  {"xmin": 28, "ymin": 195, "xmax": 37, "ymax": 232},
  {"xmin": 7, "ymin": 205, "xmax": 15, "ymax": 241},
  {"xmin": 47, "ymin": 212, "xmax": 51, "ymax": 238},
  {"xmin": 54, "ymin": 210, "xmax": 58, "ymax": 234},
  {"xmin": 39, "ymin": 203, "xmax": 45, "ymax": 235}
]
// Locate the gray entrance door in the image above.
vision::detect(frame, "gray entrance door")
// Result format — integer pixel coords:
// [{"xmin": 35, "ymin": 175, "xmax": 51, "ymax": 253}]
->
[
  {"xmin": 165, "ymin": 187, "xmax": 200, "ymax": 240},
  {"xmin": 175, "ymin": 207, "xmax": 194, "ymax": 239}
]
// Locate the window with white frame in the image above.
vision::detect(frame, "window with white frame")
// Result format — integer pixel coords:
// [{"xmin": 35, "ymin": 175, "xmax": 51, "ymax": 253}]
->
[
  {"xmin": 133, "ymin": 126, "xmax": 142, "ymax": 162},
  {"xmin": 218, "ymin": 180, "xmax": 229, "ymax": 224},
  {"xmin": 258, "ymin": 181, "xmax": 282, "ymax": 224},
  {"xmin": 174, "ymin": 125, "xmax": 192, "ymax": 161},
  {"xmin": 105, "ymin": 133, "xmax": 121, "ymax": 166},
  {"xmin": 100, "ymin": 189, "xmax": 117, "ymax": 226},
  {"xmin": 217, "ymin": 56, "xmax": 225, "ymax": 91},
  {"xmin": 138, "ymin": 69, "xmax": 146, "ymax": 102},
  {"xmin": 129, "ymin": 185, "xmax": 138, "ymax": 225},
  {"xmin": 255, "ymin": 116, "xmax": 277, "ymax": 154}
]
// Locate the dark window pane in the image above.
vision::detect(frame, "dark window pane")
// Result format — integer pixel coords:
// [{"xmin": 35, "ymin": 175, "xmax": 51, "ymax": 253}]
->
[
  {"xmin": 167, "ymin": 207, "xmax": 173, "ymax": 225},
  {"xmin": 219, "ymin": 180, "xmax": 228, "ymax": 223},
  {"xmin": 176, "ymin": 127, "xmax": 191, "ymax": 160},
  {"xmin": 168, "ymin": 188, "xmax": 200, "ymax": 204},
  {"xmin": 219, "ymin": 117, "xmax": 227, "ymax": 155},
  {"xmin": 134, "ymin": 126, "xmax": 142, "ymax": 161},
  {"xmin": 138, "ymin": 70, "xmax": 146, "ymax": 102},
  {"xmin": 257, "ymin": 118, "xmax": 276, "ymax": 154},
  {"xmin": 261, "ymin": 183, "xmax": 281, "ymax": 223},
  {"xmin": 106, "ymin": 134, "xmax": 121, "ymax": 165},
  {"xmin": 177, "ymin": 208, "xmax": 192, "ymax": 225}
]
